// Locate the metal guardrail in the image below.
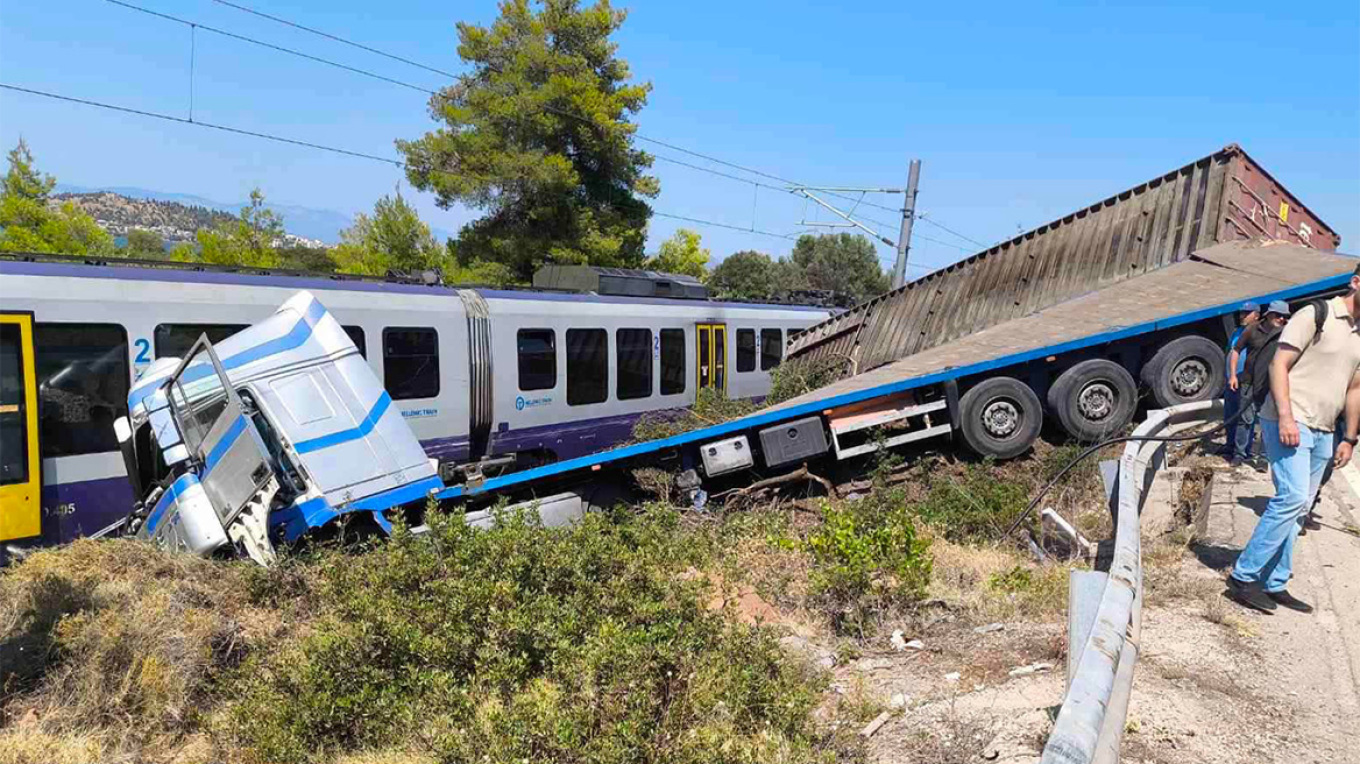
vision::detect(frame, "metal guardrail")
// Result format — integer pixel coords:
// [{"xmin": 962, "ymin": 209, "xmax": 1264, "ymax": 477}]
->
[{"xmin": 1041, "ymin": 398, "xmax": 1223, "ymax": 764}]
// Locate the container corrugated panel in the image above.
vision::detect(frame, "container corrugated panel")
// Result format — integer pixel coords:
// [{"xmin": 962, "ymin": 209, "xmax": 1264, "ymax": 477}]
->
[{"xmin": 787, "ymin": 145, "xmax": 1340, "ymax": 371}]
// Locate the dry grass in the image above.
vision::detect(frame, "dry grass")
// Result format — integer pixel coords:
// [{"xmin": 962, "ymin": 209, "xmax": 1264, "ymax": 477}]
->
[
  {"xmin": 0, "ymin": 539, "xmax": 270, "ymax": 763},
  {"xmin": 926, "ymin": 539, "xmax": 1071, "ymax": 623}
]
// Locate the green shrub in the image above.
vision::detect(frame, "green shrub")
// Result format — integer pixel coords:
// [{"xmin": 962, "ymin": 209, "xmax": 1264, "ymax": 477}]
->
[
  {"xmin": 630, "ymin": 387, "xmax": 759, "ymax": 441},
  {"xmin": 912, "ymin": 463, "xmax": 1029, "ymax": 541},
  {"xmin": 766, "ymin": 356, "xmax": 853, "ymax": 407},
  {"xmin": 225, "ymin": 505, "xmax": 844, "ymax": 764},
  {"xmin": 803, "ymin": 489, "xmax": 932, "ymax": 635},
  {"xmin": 986, "ymin": 565, "xmax": 1034, "ymax": 593}
]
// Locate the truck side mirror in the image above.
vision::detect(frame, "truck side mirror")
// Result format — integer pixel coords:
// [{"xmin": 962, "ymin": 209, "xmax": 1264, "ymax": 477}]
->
[{"xmin": 113, "ymin": 416, "xmax": 132, "ymax": 445}]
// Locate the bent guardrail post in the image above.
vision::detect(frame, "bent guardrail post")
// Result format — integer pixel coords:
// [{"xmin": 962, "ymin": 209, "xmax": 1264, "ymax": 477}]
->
[{"xmin": 1042, "ymin": 399, "xmax": 1221, "ymax": 764}]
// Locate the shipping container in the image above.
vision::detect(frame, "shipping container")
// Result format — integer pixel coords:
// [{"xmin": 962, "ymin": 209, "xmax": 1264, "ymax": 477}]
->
[{"xmin": 787, "ymin": 144, "xmax": 1341, "ymax": 370}]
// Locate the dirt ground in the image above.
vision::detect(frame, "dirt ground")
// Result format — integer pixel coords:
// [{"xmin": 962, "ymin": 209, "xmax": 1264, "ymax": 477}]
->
[{"xmin": 768, "ymin": 455, "xmax": 1360, "ymax": 763}]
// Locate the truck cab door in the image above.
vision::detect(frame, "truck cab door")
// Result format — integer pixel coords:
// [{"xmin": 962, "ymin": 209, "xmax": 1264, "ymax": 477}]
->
[
  {"xmin": 165, "ymin": 337, "xmax": 274, "ymax": 528},
  {"xmin": 0, "ymin": 313, "xmax": 41, "ymax": 544}
]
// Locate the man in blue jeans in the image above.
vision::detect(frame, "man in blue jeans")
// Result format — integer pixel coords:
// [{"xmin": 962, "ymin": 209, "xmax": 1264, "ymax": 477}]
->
[
  {"xmin": 1222, "ymin": 302, "xmax": 1260, "ymax": 463},
  {"xmin": 1227, "ymin": 267, "xmax": 1360, "ymax": 614}
]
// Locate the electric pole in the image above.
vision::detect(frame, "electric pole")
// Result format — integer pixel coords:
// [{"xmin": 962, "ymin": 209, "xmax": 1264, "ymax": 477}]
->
[{"xmin": 891, "ymin": 159, "xmax": 921, "ymax": 290}]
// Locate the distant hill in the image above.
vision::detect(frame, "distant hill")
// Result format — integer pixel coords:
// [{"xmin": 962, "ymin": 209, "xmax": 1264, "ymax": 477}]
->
[
  {"xmin": 53, "ymin": 191, "xmax": 239, "ymax": 245},
  {"xmin": 53, "ymin": 185, "xmax": 456, "ymax": 245}
]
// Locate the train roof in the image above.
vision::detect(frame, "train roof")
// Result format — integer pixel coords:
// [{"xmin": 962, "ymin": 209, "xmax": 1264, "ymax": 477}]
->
[{"xmin": 0, "ymin": 251, "xmax": 830, "ymax": 313}]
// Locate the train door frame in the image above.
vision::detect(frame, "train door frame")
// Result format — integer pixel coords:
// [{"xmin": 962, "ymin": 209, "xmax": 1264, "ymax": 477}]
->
[
  {"xmin": 695, "ymin": 323, "xmax": 727, "ymax": 395},
  {"xmin": 0, "ymin": 311, "xmax": 42, "ymax": 544}
]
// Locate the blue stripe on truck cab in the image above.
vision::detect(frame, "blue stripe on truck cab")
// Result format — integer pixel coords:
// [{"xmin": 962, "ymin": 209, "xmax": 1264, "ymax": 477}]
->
[{"xmin": 293, "ymin": 392, "xmax": 393, "ymax": 454}]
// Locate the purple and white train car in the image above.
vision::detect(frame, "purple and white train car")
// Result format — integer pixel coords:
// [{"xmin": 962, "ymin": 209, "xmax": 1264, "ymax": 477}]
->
[{"xmin": 0, "ymin": 255, "xmax": 829, "ymax": 550}]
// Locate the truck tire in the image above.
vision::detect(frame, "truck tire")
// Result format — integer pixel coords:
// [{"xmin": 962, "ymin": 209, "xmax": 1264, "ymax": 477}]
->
[
  {"xmin": 1047, "ymin": 359, "xmax": 1137, "ymax": 442},
  {"xmin": 1141, "ymin": 335, "xmax": 1225, "ymax": 408},
  {"xmin": 959, "ymin": 377, "xmax": 1043, "ymax": 459}
]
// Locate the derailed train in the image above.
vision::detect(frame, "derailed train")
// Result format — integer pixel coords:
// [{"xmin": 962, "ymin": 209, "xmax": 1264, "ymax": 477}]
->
[{"xmin": 0, "ymin": 254, "xmax": 829, "ymax": 553}]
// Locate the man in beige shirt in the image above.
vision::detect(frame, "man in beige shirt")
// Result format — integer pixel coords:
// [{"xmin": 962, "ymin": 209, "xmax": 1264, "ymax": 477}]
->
[{"xmin": 1228, "ymin": 265, "xmax": 1360, "ymax": 614}]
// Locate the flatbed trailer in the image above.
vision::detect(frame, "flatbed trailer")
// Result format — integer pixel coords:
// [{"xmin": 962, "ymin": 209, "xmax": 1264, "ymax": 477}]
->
[{"xmin": 432, "ymin": 239, "xmax": 1356, "ymax": 506}]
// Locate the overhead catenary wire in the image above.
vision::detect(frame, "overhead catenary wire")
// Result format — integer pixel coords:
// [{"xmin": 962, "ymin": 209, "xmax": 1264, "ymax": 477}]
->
[
  {"xmin": 0, "ymin": 83, "xmax": 404, "ymax": 165},
  {"xmin": 918, "ymin": 213, "xmax": 988, "ymax": 249},
  {"xmin": 210, "ymin": 0, "xmax": 458, "ymax": 79},
  {"xmin": 106, "ymin": 0, "xmax": 435, "ymax": 95},
  {"xmin": 186, "ymin": 0, "xmax": 959, "ymax": 224},
  {"xmin": 1, "ymin": 82, "xmax": 816, "ymax": 247}
]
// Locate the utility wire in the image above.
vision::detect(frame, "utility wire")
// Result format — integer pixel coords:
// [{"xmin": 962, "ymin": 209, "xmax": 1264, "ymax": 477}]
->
[
  {"xmin": 1, "ymin": 82, "xmax": 811, "ymax": 247},
  {"xmin": 0, "ymin": 83, "xmax": 404, "ymax": 165},
  {"xmin": 118, "ymin": 0, "xmax": 992, "ymax": 250},
  {"xmin": 106, "ymin": 0, "xmax": 434, "ymax": 95},
  {"xmin": 919, "ymin": 213, "xmax": 988, "ymax": 248},
  {"xmin": 195, "ymin": 0, "xmax": 918, "ymax": 217},
  {"xmin": 210, "ymin": 0, "xmax": 458, "ymax": 79}
]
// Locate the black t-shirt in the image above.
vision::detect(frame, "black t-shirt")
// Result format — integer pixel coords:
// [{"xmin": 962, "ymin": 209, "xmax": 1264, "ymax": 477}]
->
[{"xmin": 1233, "ymin": 323, "xmax": 1282, "ymax": 389}]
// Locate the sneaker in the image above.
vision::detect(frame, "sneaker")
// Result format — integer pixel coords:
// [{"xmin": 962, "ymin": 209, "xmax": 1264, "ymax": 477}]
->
[
  {"xmin": 1226, "ymin": 577, "xmax": 1276, "ymax": 613},
  {"xmin": 1267, "ymin": 590, "xmax": 1314, "ymax": 613}
]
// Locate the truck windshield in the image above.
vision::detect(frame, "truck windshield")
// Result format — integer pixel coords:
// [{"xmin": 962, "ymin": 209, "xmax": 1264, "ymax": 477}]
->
[{"xmin": 167, "ymin": 346, "xmax": 229, "ymax": 458}]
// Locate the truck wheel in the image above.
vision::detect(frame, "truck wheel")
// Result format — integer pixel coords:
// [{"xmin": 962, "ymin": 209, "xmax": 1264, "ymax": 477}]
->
[
  {"xmin": 959, "ymin": 377, "xmax": 1043, "ymax": 459},
  {"xmin": 1047, "ymin": 359, "xmax": 1137, "ymax": 442},
  {"xmin": 1141, "ymin": 335, "xmax": 1224, "ymax": 408}
]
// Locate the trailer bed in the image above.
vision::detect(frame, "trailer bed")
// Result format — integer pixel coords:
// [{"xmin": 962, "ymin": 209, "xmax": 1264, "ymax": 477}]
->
[
  {"xmin": 437, "ymin": 240, "xmax": 1355, "ymax": 501},
  {"xmin": 770, "ymin": 240, "xmax": 1355, "ymax": 412}
]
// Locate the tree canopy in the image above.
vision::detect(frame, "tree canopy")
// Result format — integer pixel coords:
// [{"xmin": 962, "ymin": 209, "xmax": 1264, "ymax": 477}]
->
[
  {"xmin": 124, "ymin": 228, "xmax": 165, "ymax": 258},
  {"xmin": 333, "ymin": 191, "xmax": 444, "ymax": 275},
  {"xmin": 646, "ymin": 228, "xmax": 709, "ymax": 279},
  {"xmin": 195, "ymin": 189, "xmax": 286, "ymax": 268},
  {"xmin": 790, "ymin": 233, "xmax": 889, "ymax": 303},
  {"xmin": 0, "ymin": 139, "xmax": 115, "ymax": 256},
  {"xmin": 398, "ymin": 0, "xmax": 657, "ymax": 282}
]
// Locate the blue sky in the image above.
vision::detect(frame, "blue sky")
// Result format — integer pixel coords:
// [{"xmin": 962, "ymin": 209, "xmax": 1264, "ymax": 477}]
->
[{"xmin": 2, "ymin": 0, "xmax": 1356, "ymax": 273}]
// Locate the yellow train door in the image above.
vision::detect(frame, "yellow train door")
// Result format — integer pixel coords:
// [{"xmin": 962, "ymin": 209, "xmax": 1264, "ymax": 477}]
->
[
  {"xmin": 695, "ymin": 323, "xmax": 727, "ymax": 394},
  {"xmin": 0, "ymin": 312, "xmax": 42, "ymax": 543}
]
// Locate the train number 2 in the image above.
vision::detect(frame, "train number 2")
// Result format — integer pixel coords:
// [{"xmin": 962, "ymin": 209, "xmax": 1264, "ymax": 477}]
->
[{"xmin": 134, "ymin": 338, "xmax": 151, "ymax": 363}]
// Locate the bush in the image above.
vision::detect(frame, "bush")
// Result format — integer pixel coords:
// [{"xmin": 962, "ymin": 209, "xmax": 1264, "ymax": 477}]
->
[
  {"xmin": 225, "ymin": 505, "xmax": 842, "ymax": 764},
  {"xmin": 803, "ymin": 488, "xmax": 933, "ymax": 635},
  {"xmin": 630, "ymin": 387, "xmax": 758, "ymax": 441},
  {"xmin": 912, "ymin": 463, "xmax": 1029, "ymax": 541},
  {"xmin": 0, "ymin": 539, "xmax": 257, "ymax": 760},
  {"xmin": 766, "ymin": 356, "xmax": 853, "ymax": 407}
]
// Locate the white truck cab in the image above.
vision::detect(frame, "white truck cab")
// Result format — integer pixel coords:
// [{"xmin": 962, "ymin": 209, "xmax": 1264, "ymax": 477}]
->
[{"xmin": 116, "ymin": 291, "xmax": 440, "ymax": 563}]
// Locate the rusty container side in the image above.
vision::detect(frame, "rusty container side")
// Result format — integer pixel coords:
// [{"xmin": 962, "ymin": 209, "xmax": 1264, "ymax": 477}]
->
[{"xmin": 787, "ymin": 145, "xmax": 1341, "ymax": 370}]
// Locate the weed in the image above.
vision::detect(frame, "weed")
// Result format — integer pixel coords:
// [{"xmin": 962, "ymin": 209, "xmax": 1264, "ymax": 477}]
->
[
  {"xmin": 804, "ymin": 490, "xmax": 933, "ymax": 635},
  {"xmin": 630, "ymin": 387, "xmax": 759, "ymax": 441},
  {"xmin": 912, "ymin": 463, "xmax": 1030, "ymax": 542},
  {"xmin": 225, "ymin": 505, "xmax": 844, "ymax": 764},
  {"xmin": 987, "ymin": 565, "xmax": 1035, "ymax": 594},
  {"xmin": 766, "ymin": 355, "xmax": 853, "ymax": 406}
]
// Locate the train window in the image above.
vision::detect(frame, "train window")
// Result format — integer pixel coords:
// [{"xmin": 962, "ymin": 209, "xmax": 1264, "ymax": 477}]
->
[
  {"xmin": 342, "ymin": 326, "xmax": 367, "ymax": 359},
  {"xmin": 517, "ymin": 329, "xmax": 556, "ymax": 391},
  {"xmin": 761, "ymin": 328, "xmax": 783, "ymax": 371},
  {"xmin": 153, "ymin": 324, "xmax": 249, "ymax": 359},
  {"xmin": 566, "ymin": 328, "xmax": 607, "ymax": 406},
  {"xmin": 660, "ymin": 329, "xmax": 685, "ymax": 396},
  {"xmin": 616, "ymin": 328, "xmax": 652, "ymax": 401},
  {"xmin": 34, "ymin": 323, "xmax": 130, "ymax": 457},
  {"xmin": 736, "ymin": 329, "xmax": 757, "ymax": 373},
  {"xmin": 383, "ymin": 328, "xmax": 440, "ymax": 400},
  {"xmin": 0, "ymin": 324, "xmax": 28, "ymax": 484}
]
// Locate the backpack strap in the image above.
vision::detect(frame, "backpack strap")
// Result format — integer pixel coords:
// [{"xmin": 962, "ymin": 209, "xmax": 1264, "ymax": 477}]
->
[{"xmin": 1310, "ymin": 299, "xmax": 1328, "ymax": 342}]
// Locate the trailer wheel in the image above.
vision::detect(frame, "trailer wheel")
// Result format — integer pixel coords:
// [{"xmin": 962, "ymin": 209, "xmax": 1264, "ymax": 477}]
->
[
  {"xmin": 959, "ymin": 377, "xmax": 1043, "ymax": 459},
  {"xmin": 1047, "ymin": 359, "xmax": 1137, "ymax": 441},
  {"xmin": 1141, "ymin": 335, "xmax": 1225, "ymax": 408}
]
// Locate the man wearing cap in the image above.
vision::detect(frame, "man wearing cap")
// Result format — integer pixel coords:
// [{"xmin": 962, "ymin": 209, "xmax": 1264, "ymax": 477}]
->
[
  {"xmin": 1223, "ymin": 302, "xmax": 1261, "ymax": 464},
  {"xmin": 1226, "ymin": 301, "xmax": 1289, "ymax": 468},
  {"xmin": 1227, "ymin": 266, "xmax": 1360, "ymax": 614}
]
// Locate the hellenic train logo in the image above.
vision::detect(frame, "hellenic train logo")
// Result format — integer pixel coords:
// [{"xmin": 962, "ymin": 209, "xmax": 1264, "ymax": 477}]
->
[{"xmin": 516, "ymin": 395, "xmax": 551, "ymax": 411}]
